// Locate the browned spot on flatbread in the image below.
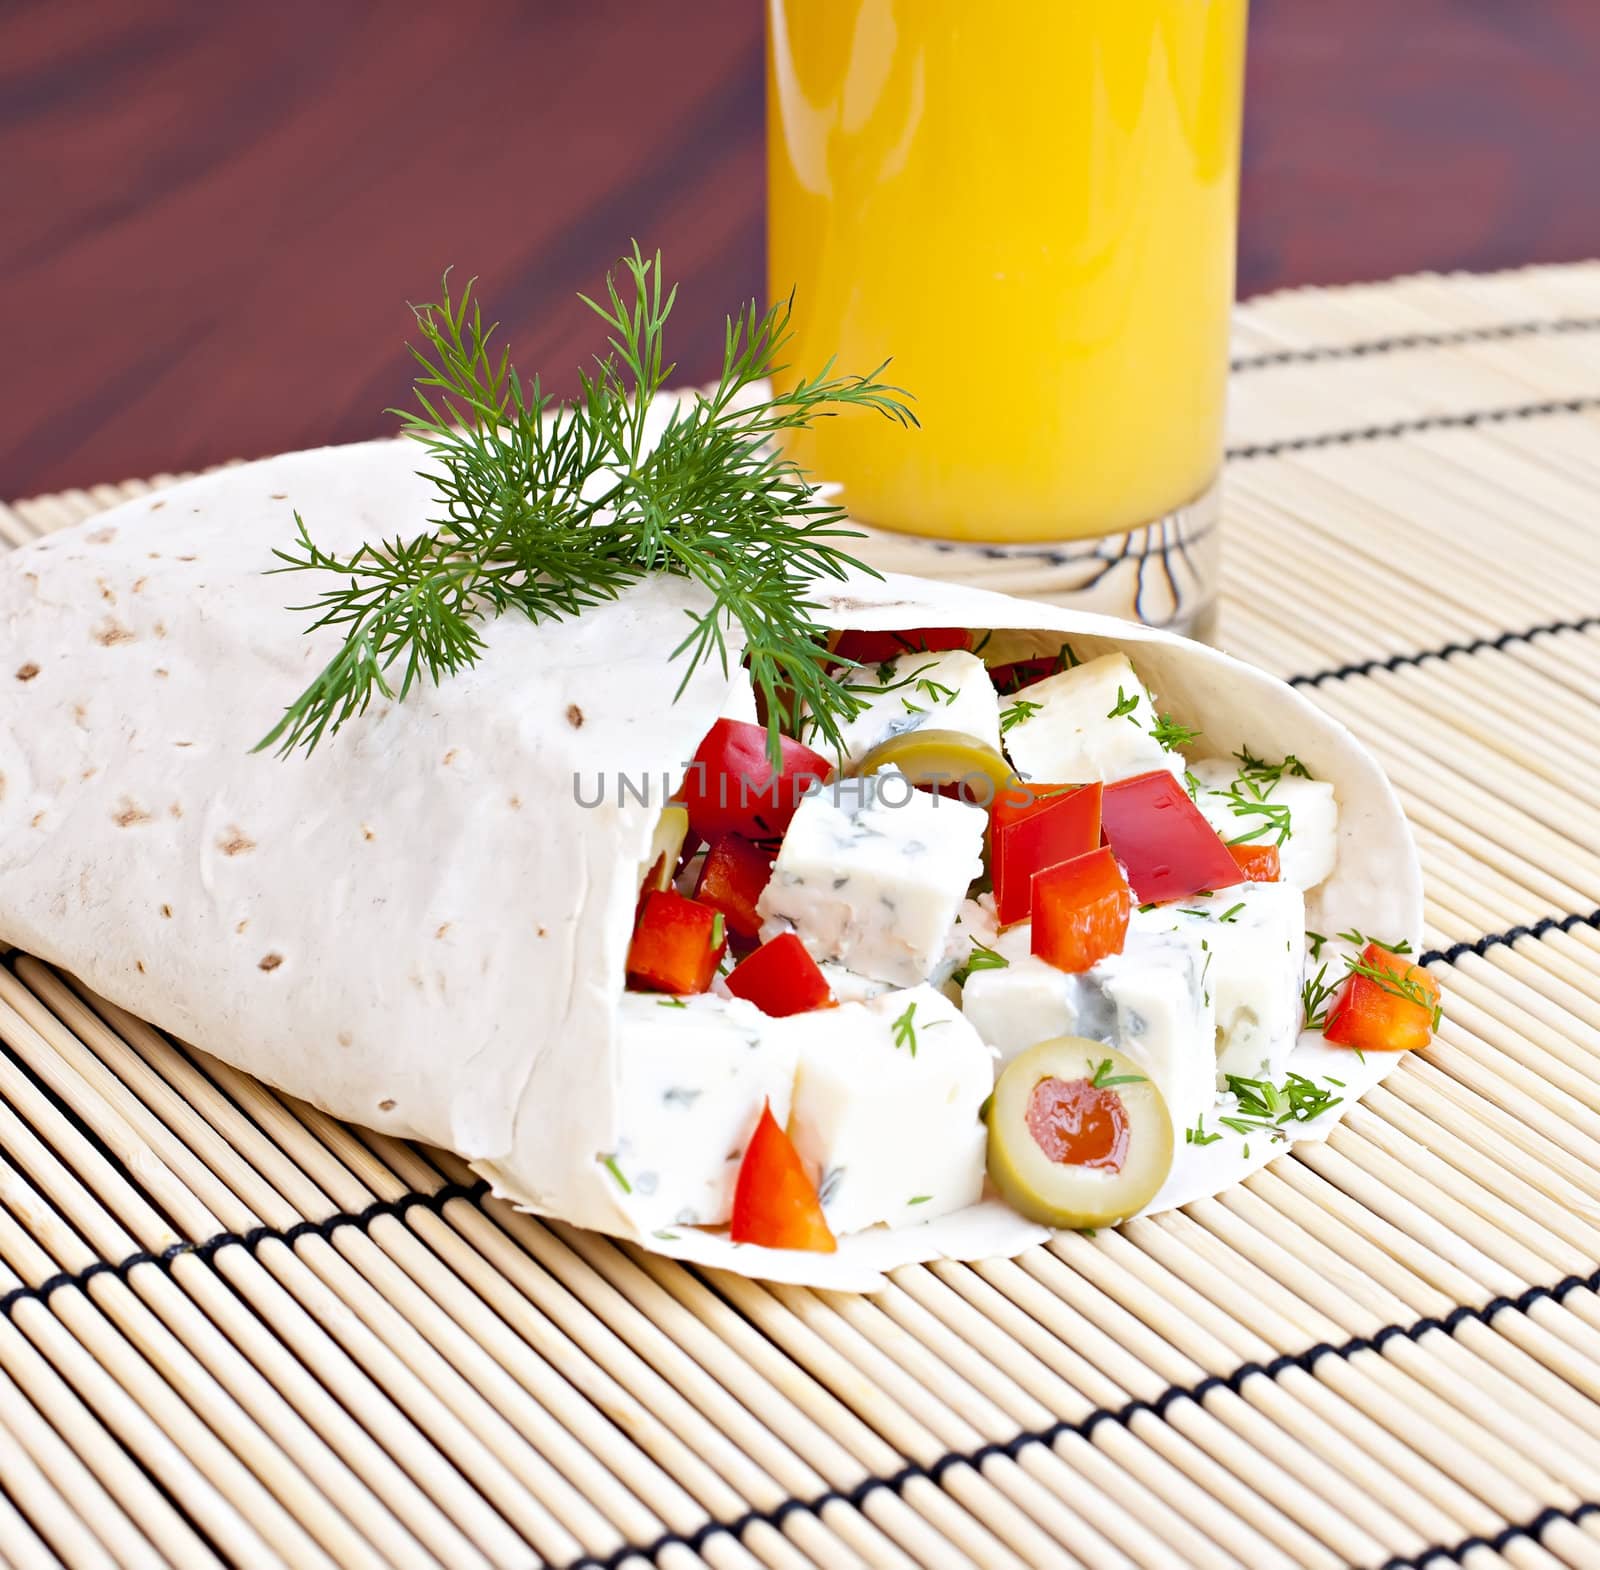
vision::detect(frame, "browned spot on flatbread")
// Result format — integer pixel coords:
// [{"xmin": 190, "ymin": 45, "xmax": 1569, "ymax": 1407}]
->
[
  {"xmin": 93, "ymin": 619, "xmax": 135, "ymax": 647},
  {"xmin": 15, "ymin": 663, "xmax": 39, "ymax": 682},
  {"xmin": 169, "ymin": 802, "xmax": 183, "ymax": 819},
  {"xmin": 153, "ymin": 622, "xmax": 168, "ymax": 639},
  {"xmin": 435, "ymin": 923, "xmax": 451, "ymax": 940},
  {"xmin": 508, "ymin": 795, "xmax": 521, "ymax": 810},
  {"xmin": 258, "ymin": 952, "xmax": 283, "ymax": 972},
  {"xmin": 154, "ymin": 668, "xmax": 169, "ymax": 679},
  {"xmin": 537, "ymin": 925, "xmax": 548, "ymax": 939},
  {"xmin": 566, "ymin": 703, "xmax": 585, "ymax": 728},
  {"xmin": 30, "ymin": 811, "xmax": 45, "ymax": 829},
  {"xmin": 337, "ymin": 1029, "xmax": 353, "ymax": 1047},
  {"xmin": 132, "ymin": 578, "xmax": 148, "ymax": 594},
  {"xmin": 80, "ymin": 767, "xmax": 97, "ymax": 782},
  {"xmin": 442, "ymin": 749, "xmax": 458, "ymax": 766},
  {"xmin": 113, "ymin": 800, "xmax": 152, "ymax": 828},
  {"xmin": 378, "ymin": 1098, "xmax": 395, "ymax": 1112},
  {"xmin": 97, "ymin": 579, "xmax": 115, "ymax": 603},
  {"xmin": 270, "ymin": 493, "xmax": 287, "ymax": 501},
  {"xmin": 86, "ymin": 525, "xmax": 118, "ymax": 543},
  {"xmin": 236, "ymin": 919, "xmax": 249, "ymax": 934},
  {"xmin": 177, "ymin": 554, "xmax": 197, "ymax": 562},
  {"xmin": 149, "ymin": 500, "xmax": 165, "ymax": 512},
  {"xmin": 136, "ymin": 960, "xmax": 145, "ymax": 973},
  {"xmin": 218, "ymin": 827, "xmax": 256, "ymax": 856},
  {"xmin": 360, "ymin": 824, "xmax": 375, "ymax": 841},
  {"xmin": 161, "ymin": 904, "xmax": 172, "ymax": 918}
]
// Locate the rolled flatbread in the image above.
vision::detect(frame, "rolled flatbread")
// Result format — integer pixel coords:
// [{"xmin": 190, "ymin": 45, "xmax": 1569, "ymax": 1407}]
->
[{"xmin": 0, "ymin": 440, "xmax": 1422, "ymax": 1288}]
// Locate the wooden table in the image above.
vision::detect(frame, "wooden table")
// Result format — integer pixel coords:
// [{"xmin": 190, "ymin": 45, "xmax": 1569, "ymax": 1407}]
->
[{"xmin": 4, "ymin": 0, "xmax": 1597, "ymax": 499}]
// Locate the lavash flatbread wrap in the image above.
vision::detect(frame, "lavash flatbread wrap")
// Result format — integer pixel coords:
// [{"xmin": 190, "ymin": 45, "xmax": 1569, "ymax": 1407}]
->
[{"xmin": 0, "ymin": 439, "xmax": 1424, "ymax": 1290}]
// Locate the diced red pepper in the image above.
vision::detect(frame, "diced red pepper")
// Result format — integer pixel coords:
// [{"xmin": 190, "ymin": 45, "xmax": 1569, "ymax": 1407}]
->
[
  {"xmin": 730, "ymin": 1100, "xmax": 837, "ymax": 1252},
  {"xmin": 725, "ymin": 932, "xmax": 836, "ymax": 1017},
  {"xmin": 991, "ymin": 783, "xmax": 1103, "ymax": 927},
  {"xmin": 1227, "ymin": 843, "xmax": 1281, "ymax": 883},
  {"xmin": 1030, "ymin": 847, "xmax": 1131, "ymax": 974},
  {"xmin": 987, "ymin": 651, "xmax": 1074, "ymax": 694},
  {"xmin": 694, "ymin": 834, "xmax": 775, "ymax": 942},
  {"xmin": 626, "ymin": 890, "xmax": 726, "ymax": 995},
  {"xmin": 1324, "ymin": 943, "xmax": 1442, "ymax": 1054},
  {"xmin": 831, "ymin": 627, "xmax": 968, "ymax": 666},
  {"xmin": 681, "ymin": 719, "xmax": 831, "ymax": 841},
  {"xmin": 1099, "ymin": 770, "xmax": 1241, "ymax": 904}
]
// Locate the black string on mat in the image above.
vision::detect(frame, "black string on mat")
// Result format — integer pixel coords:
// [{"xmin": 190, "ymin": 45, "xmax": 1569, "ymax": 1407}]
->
[{"xmin": 1230, "ymin": 314, "xmax": 1600, "ymax": 373}]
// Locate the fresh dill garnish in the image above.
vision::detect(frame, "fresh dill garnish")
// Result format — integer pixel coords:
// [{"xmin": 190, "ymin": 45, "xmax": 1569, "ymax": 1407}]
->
[
  {"xmin": 1107, "ymin": 686, "xmax": 1141, "ymax": 724},
  {"xmin": 1225, "ymin": 1071, "xmax": 1341, "ymax": 1129},
  {"xmin": 915, "ymin": 677, "xmax": 959, "ymax": 706},
  {"xmin": 1150, "ymin": 713, "xmax": 1199, "ymax": 750},
  {"xmin": 709, "ymin": 912, "xmax": 726, "ymax": 950},
  {"xmin": 1324, "ymin": 1075, "xmax": 1345, "ymax": 1088},
  {"xmin": 1338, "ymin": 929, "xmax": 1413, "ymax": 956},
  {"xmin": 657, "ymin": 997, "xmax": 688, "ymax": 1009},
  {"xmin": 1186, "ymin": 1116, "xmax": 1223, "ymax": 1147},
  {"xmin": 600, "ymin": 1154, "xmax": 632, "ymax": 1193},
  {"xmin": 1218, "ymin": 903, "xmax": 1245, "ymax": 924},
  {"xmin": 1306, "ymin": 930, "xmax": 1328, "ymax": 961},
  {"xmin": 256, "ymin": 246, "xmax": 914, "ymax": 764},
  {"xmin": 892, "ymin": 1001, "xmax": 918, "ymax": 1056},
  {"xmin": 1301, "ymin": 962, "xmax": 1338, "ymax": 1031},
  {"xmin": 1138, "ymin": 902, "xmax": 1159, "ymax": 914},
  {"xmin": 954, "ymin": 942, "xmax": 1009, "ymax": 985},
  {"xmin": 1184, "ymin": 769, "xmax": 1202, "ymax": 800},
  {"xmin": 1089, "ymin": 1057, "xmax": 1146, "ymax": 1089},
  {"xmin": 1234, "ymin": 748, "xmax": 1310, "ymax": 783},
  {"xmin": 907, "ymin": 1195, "xmax": 932, "ymax": 1206},
  {"xmin": 1178, "ymin": 907, "xmax": 1208, "ymax": 919},
  {"xmin": 1054, "ymin": 643, "xmax": 1081, "ymax": 671},
  {"xmin": 1000, "ymin": 698, "xmax": 1042, "ymax": 734}
]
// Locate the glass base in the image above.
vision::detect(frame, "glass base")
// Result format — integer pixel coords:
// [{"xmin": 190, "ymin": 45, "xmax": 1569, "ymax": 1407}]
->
[{"xmin": 838, "ymin": 476, "xmax": 1222, "ymax": 640}]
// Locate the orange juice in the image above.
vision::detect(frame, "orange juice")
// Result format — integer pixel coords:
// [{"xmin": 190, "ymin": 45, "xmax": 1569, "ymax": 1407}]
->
[{"xmin": 768, "ymin": 0, "xmax": 1247, "ymax": 544}]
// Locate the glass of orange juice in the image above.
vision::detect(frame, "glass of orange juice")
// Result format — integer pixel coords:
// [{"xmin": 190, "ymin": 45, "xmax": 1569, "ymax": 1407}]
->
[{"xmin": 768, "ymin": 0, "xmax": 1247, "ymax": 632}]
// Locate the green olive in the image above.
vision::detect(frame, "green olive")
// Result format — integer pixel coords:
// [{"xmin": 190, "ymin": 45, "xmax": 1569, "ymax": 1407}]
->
[
  {"xmin": 986, "ymin": 1037, "xmax": 1174, "ymax": 1230},
  {"xmin": 852, "ymin": 728, "xmax": 1018, "ymax": 809},
  {"xmin": 638, "ymin": 803, "xmax": 690, "ymax": 895}
]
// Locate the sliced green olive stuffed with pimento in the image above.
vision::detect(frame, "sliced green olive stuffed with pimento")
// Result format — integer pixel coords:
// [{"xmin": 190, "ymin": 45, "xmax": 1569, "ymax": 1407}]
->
[{"xmin": 985, "ymin": 1039, "xmax": 1174, "ymax": 1228}]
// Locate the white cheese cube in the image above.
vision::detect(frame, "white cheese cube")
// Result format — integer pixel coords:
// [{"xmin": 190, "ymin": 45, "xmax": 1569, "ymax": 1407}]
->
[
  {"xmin": 1133, "ymin": 884, "xmax": 1306, "ymax": 1084},
  {"xmin": 758, "ymin": 770, "xmax": 986, "ymax": 987},
  {"xmin": 1000, "ymin": 652, "xmax": 1183, "ymax": 786},
  {"xmin": 827, "ymin": 650, "xmax": 1002, "ymax": 770},
  {"xmin": 785, "ymin": 985, "xmax": 993, "ymax": 1234},
  {"xmin": 1189, "ymin": 758, "xmax": 1339, "ymax": 890},
  {"xmin": 815, "ymin": 964, "xmax": 894, "ymax": 1005},
  {"xmin": 608, "ymin": 993, "xmax": 799, "ymax": 1232},
  {"xmin": 1093, "ymin": 926, "xmax": 1217, "ymax": 1141},
  {"xmin": 960, "ymin": 922, "xmax": 1215, "ymax": 1139}
]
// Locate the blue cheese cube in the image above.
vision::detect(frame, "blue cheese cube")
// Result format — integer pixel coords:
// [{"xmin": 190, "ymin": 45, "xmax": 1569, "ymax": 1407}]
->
[
  {"xmin": 785, "ymin": 985, "xmax": 993, "ymax": 1234},
  {"xmin": 1133, "ymin": 884, "xmax": 1306, "ymax": 1084},
  {"xmin": 959, "ymin": 919, "xmax": 1215, "ymax": 1140},
  {"xmin": 1000, "ymin": 652, "xmax": 1183, "ymax": 785},
  {"xmin": 757, "ymin": 770, "xmax": 986, "ymax": 987},
  {"xmin": 827, "ymin": 650, "xmax": 1002, "ymax": 770},
  {"xmin": 1189, "ymin": 758, "xmax": 1338, "ymax": 890},
  {"xmin": 606, "ymin": 993, "xmax": 800, "ymax": 1232}
]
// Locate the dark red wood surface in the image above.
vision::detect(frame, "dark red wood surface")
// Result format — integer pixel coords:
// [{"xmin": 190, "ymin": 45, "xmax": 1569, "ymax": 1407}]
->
[{"xmin": 3, "ymin": 0, "xmax": 1597, "ymax": 499}]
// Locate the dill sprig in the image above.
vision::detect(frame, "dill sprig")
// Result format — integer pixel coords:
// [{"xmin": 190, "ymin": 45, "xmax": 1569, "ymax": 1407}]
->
[{"xmin": 255, "ymin": 246, "xmax": 915, "ymax": 763}]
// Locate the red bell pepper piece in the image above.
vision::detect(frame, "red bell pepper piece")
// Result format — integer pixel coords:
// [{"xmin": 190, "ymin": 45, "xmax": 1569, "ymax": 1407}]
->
[
  {"xmin": 681, "ymin": 719, "xmax": 831, "ymax": 841},
  {"xmin": 1030, "ymin": 846, "xmax": 1130, "ymax": 974},
  {"xmin": 725, "ymin": 932, "xmax": 835, "ymax": 1017},
  {"xmin": 831, "ymin": 627, "xmax": 968, "ymax": 666},
  {"xmin": 1324, "ymin": 943, "xmax": 1442, "ymax": 1053},
  {"xmin": 730, "ymin": 1100, "xmax": 837, "ymax": 1252},
  {"xmin": 1099, "ymin": 770, "xmax": 1241, "ymax": 904},
  {"xmin": 987, "ymin": 650, "xmax": 1075, "ymax": 694},
  {"xmin": 991, "ymin": 782, "xmax": 1103, "ymax": 927},
  {"xmin": 626, "ymin": 890, "xmax": 726, "ymax": 995},
  {"xmin": 1227, "ymin": 843, "xmax": 1281, "ymax": 883},
  {"xmin": 694, "ymin": 834, "xmax": 775, "ymax": 942}
]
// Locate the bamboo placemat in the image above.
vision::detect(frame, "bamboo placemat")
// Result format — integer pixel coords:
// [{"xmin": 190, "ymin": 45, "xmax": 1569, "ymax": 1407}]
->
[{"xmin": 4, "ymin": 261, "xmax": 1600, "ymax": 1570}]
